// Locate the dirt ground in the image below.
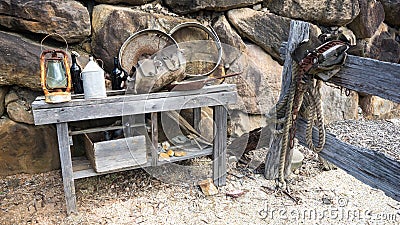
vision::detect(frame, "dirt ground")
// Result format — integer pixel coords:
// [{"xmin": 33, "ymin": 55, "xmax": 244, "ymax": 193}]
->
[
  {"xmin": 1, "ymin": 154, "xmax": 399, "ymax": 224},
  {"xmin": 1, "ymin": 119, "xmax": 399, "ymax": 224}
]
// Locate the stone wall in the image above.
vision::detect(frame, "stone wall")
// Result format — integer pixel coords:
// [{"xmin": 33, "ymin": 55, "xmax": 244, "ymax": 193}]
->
[{"xmin": 0, "ymin": 0, "xmax": 399, "ymax": 175}]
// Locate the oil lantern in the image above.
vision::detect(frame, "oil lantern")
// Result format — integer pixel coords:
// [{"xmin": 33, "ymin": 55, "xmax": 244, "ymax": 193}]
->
[{"xmin": 40, "ymin": 49, "xmax": 72, "ymax": 103}]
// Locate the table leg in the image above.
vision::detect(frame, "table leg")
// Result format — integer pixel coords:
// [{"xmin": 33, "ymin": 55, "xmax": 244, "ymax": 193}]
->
[
  {"xmin": 56, "ymin": 123, "xmax": 77, "ymax": 215},
  {"xmin": 213, "ymin": 105, "xmax": 227, "ymax": 186},
  {"xmin": 151, "ymin": 112, "xmax": 158, "ymax": 166}
]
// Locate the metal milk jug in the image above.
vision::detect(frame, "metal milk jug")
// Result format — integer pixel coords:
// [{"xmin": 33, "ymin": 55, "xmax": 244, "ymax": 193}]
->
[{"xmin": 81, "ymin": 56, "xmax": 107, "ymax": 99}]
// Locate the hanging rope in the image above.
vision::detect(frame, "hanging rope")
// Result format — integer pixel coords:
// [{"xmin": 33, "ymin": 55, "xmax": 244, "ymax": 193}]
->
[{"xmin": 266, "ymin": 40, "xmax": 349, "ymax": 188}]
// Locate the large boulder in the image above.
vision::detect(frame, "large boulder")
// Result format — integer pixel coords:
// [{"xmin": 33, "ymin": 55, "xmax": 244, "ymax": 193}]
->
[
  {"xmin": 213, "ymin": 15, "xmax": 247, "ymax": 64},
  {"xmin": 0, "ymin": 117, "xmax": 59, "ymax": 176},
  {"xmin": 0, "ymin": 0, "xmax": 90, "ymax": 43},
  {"xmin": 263, "ymin": 0, "xmax": 360, "ymax": 26},
  {"xmin": 4, "ymin": 87, "xmax": 41, "ymax": 125},
  {"xmin": 349, "ymin": 23, "xmax": 400, "ymax": 63},
  {"xmin": 164, "ymin": 0, "xmax": 262, "ymax": 14},
  {"xmin": 0, "ymin": 31, "xmax": 42, "ymax": 90},
  {"xmin": 224, "ymin": 43, "xmax": 282, "ymax": 114},
  {"xmin": 91, "ymin": 4, "xmax": 192, "ymax": 72},
  {"xmin": 380, "ymin": 0, "xmax": 400, "ymax": 27},
  {"xmin": 213, "ymin": 15, "xmax": 282, "ymax": 114},
  {"xmin": 320, "ymin": 84, "xmax": 359, "ymax": 124},
  {"xmin": 226, "ymin": 8, "xmax": 321, "ymax": 63},
  {"xmin": 227, "ymin": 8, "xmax": 291, "ymax": 63},
  {"xmin": 348, "ymin": 0, "xmax": 385, "ymax": 38}
]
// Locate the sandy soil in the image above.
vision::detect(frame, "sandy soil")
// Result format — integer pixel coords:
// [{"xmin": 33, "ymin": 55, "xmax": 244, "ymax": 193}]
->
[{"xmin": 0, "ymin": 119, "xmax": 399, "ymax": 224}]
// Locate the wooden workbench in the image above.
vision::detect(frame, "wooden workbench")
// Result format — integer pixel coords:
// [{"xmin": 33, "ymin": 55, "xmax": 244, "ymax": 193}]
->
[{"xmin": 32, "ymin": 84, "xmax": 237, "ymax": 214}]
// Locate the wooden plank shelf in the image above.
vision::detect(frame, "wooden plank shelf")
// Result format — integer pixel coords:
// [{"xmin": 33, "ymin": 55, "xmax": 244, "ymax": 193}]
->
[{"xmin": 72, "ymin": 147, "xmax": 213, "ymax": 180}]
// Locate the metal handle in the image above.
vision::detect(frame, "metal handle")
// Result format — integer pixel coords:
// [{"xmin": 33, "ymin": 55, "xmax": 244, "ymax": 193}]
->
[{"xmin": 40, "ymin": 33, "xmax": 68, "ymax": 54}]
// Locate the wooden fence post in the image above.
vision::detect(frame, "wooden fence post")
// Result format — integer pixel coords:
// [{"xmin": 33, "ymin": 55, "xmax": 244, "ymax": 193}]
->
[{"xmin": 264, "ymin": 20, "xmax": 310, "ymax": 179}]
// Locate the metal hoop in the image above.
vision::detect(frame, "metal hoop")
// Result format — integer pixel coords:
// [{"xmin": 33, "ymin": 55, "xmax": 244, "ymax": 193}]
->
[
  {"xmin": 169, "ymin": 22, "xmax": 222, "ymax": 77},
  {"xmin": 40, "ymin": 33, "xmax": 69, "ymax": 54}
]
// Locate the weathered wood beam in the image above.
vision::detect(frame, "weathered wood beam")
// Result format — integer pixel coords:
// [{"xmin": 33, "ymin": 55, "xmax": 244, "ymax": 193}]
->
[
  {"xmin": 56, "ymin": 123, "xmax": 77, "ymax": 214},
  {"xmin": 280, "ymin": 44, "xmax": 400, "ymax": 103},
  {"xmin": 213, "ymin": 105, "xmax": 227, "ymax": 186},
  {"xmin": 296, "ymin": 118, "xmax": 400, "ymax": 202},
  {"xmin": 330, "ymin": 55, "xmax": 400, "ymax": 103},
  {"xmin": 264, "ymin": 20, "xmax": 310, "ymax": 179}
]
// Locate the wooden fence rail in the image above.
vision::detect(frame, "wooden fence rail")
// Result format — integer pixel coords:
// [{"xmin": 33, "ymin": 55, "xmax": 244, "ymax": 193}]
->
[
  {"xmin": 296, "ymin": 118, "xmax": 400, "ymax": 201},
  {"xmin": 264, "ymin": 20, "xmax": 400, "ymax": 202},
  {"xmin": 330, "ymin": 55, "xmax": 400, "ymax": 103}
]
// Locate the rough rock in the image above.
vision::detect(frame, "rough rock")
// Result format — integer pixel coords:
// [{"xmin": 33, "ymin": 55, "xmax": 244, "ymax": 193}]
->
[
  {"xmin": 0, "ymin": 117, "xmax": 59, "ymax": 176},
  {"xmin": 263, "ymin": 0, "xmax": 360, "ymax": 26},
  {"xmin": 4, "ymin": 90, "xmax": 18, "ymax": 106},
  {"xmin": 95, "ymin": 0, "xmax": 153, "ymax": 5},
  {"xmin": 164, "ymin": 0, "xmax": 262, "ymax": 14},
  {"xmin": 349, "ymin": 23, "xmax": 400, "ymax": 63},
  {"xmin": 348, "ymin": 0, "xmax": 385, "ymax": 38},
  {"xmin": 227, "ymin": 8, "xmax": 321, "ymax": 63},
  {"xmin": 214, "ymin": 15, "xmax": 282, "ymax": 114},
  {"xmin": 91, "ymin": 4, "xmax": 192, "ymax": 72},
  {"xmin": 198, "ymin": 178, "xmax": 218, "ymax": 196},
  {"xmin": 0, "ymin": 86, "xmax": 9, "ymax": 116},
  {"xmin": 381, "ymin": 0, "xmax": 400, "ymax": 27},
  {"xmin": 5, "ymin": 87, "xmax": 41, "ymax": 125},
  {"xmin": 227, "ymin": 8, "xmax": 290, "ymax": 62},
  {"xmin": 320, "ymin": 84, "xmax": 359, "ymax": 124},
  {"xmin": 225, "ymin": 43, "xmax": 282, "ymax": 114},
  {"xmin": 213, "ymin": 15, "xmax": 247, "ymax": 64},
  {"xmin": 359, "ymin": 95, "xmax": 397, "ymax": 119},
  {"xmin": 6, "ymin": 102, "xmax": 33, "ymax": 125},
  {"xmin": 0, "ymin": 0, "xmax": 90, "ymax": 43},
  {"xmin": 378, "ymin": 37, "xmax": 400, "ymax": 63},
  {"xmin": 0, "ymin": 31, "xmax": 45, "ymax": 90},
  {"xmin": 228, "ymin": 110, "xmax": 267, "ymax": 137}
]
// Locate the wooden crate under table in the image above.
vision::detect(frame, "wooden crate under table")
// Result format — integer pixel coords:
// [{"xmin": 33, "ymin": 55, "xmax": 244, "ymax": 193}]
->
[{"xmin": 83, "ymin": 134, "xmax": 147, "ymax": 173}]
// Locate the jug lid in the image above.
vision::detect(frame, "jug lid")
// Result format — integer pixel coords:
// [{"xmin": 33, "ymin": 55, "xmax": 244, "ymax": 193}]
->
[{"xmin": 82, "ymin": 56, "xmax": 103, "ymax": 73}]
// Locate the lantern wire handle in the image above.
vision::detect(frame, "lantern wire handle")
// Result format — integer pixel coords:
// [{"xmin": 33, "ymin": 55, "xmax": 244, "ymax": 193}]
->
[{"xmin": 40, "ymin": 33, "xmax": 69, "ymax": 54}]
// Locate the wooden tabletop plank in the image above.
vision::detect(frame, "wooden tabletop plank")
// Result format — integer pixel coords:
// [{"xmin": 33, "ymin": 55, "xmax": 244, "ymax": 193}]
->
[
  {"xmin": 32, "ymin": 84, "xmax": 236, "ymax": 109},
  {"xmin": 33, "ymin": 91, "xmax": 237, "ymax": 125}
]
